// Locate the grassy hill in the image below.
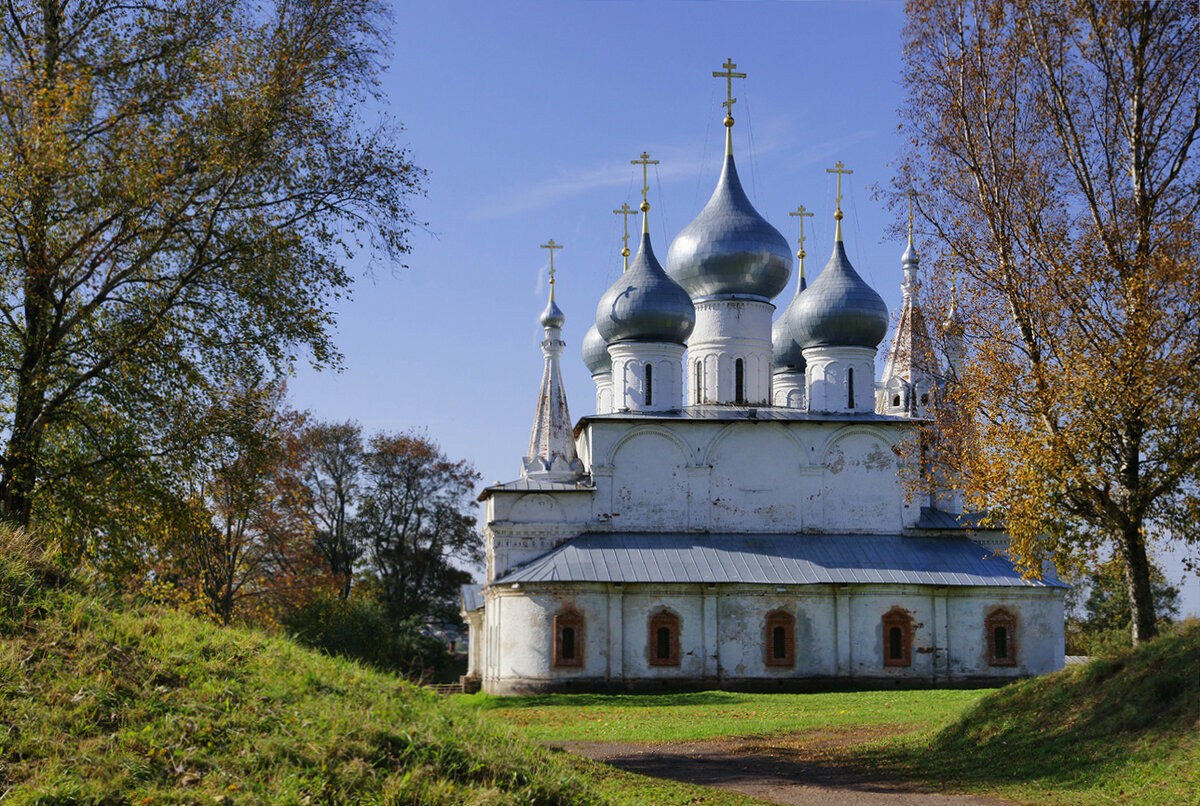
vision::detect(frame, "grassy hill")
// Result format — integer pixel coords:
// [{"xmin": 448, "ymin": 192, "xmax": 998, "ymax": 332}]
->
[
  {"xmin": 0, "ymin": 530, "xmax": 606, "ymax": 805},
  {"xmin": 825, "ymin": 619, "xmax": 1200, "ymax": 804}
]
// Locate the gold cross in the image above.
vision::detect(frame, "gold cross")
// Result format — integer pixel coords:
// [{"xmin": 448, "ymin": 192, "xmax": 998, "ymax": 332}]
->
[
  {"xmin": 712, "ymin": 58, "xmax": 747, "ymax": 118},
  {"xmin": 631, "ymin": 152, "xmax": 659, "ymax": 211},
  {"xmin": 788, "ymin": 205, "xmax": 814, "ymax": 259},
  {"xmin": 613, "ymin": 203, "xmax": 636, "ymax": 262},
  {"xmin": 903, "ymin": 188, "xmax": 919, "ymax": 242},
  {"xmin": 826, "ymin": 161, "xmax": 853, "ymax": 220},
  {"xmin": 540, "ymin": 239, "xmax": 562, "ymax": 293}
]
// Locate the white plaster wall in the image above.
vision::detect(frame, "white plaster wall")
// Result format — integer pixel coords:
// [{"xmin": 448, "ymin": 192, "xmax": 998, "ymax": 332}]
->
[
  {"xmin": 716, "ymin": 590, "xmax": 837, "ymax": 678},
  {"xmin": 708, "ymin": 423, "xmax": 804, "ymax": 531},
  {"xmin": 487, "ymin": 588, "xmax": 610, "ymax": 688},
  {"xmin": 772, "ymin": 371, "xmax": 805, "ymax": 408},
  {"xmin": 846, "ymin": 588, "xmax": 937, "ymax": 678},
  {"xmin": 688, "ymin": 300, "xmax": 775, "ymax": 405},
  {"xmin": 945, "ymin": 590, "xmax": 1065, "ymax": 676},
  {"xmin": 609, "ymin": 429, "xmax": 691, "ymax": 530},
  {"xmin": 593, "ymin": 371, "xmax": 613, "ymax": 415},
  {"xmin": 620, "ymin": 591, "xmax": 706, "ymax": 679},
  {"xmin": 805, "ymin": 346, "xmax": 879, "ymax": 413},
  {"xmin": 609, "ymin": 342, "xmax": 685, "ymax": 412},
  {"xmin": 818, "ymin": 427, "xmax": 904, "ymax": 533}
]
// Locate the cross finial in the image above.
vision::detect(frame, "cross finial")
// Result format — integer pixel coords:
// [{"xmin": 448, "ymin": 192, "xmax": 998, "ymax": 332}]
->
[
  {"xmin": 826, "ymin": 161, "xmax": 854, "ymax": 242},
  {"xmin": 788, "ymin": 205, "xmax": 814, "ymax": 261},
  {"xmin": 903, "ymin": 188, "xmax": 919, "ymax": 244},
  {"xmin": 540, "ymin": 239, "xmax": 562, "ymax": 299},
  {"xmin": 712, "ymin": 58, "xmax": 747, "ymax": 127},
  {"xmin": 631, "ymin": 151, "xmax": 659, "ymax": 213},
  {"xmin": 613, "ymin": 203, "xmax": 636, "ymax": 272}
]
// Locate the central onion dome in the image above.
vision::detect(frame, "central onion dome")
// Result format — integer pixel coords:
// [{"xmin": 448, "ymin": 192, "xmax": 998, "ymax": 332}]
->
[
  {"xmin": 666, "ymin": 149, "xmax": 792, "ymax": 300},
  {"xmin": 772, "ymin": 272, "xmax": 808, "ymax": 372},
  {"xmin": 581, "ymin": 322, "xmax": 609, "ymax": 374},
  {"xmin": 791, "ymin": 240, "xmax": 889, "ymax": 349},
  {"xmin": 597, "ymin": 229, "xmax": 695, "ymax": 345}
]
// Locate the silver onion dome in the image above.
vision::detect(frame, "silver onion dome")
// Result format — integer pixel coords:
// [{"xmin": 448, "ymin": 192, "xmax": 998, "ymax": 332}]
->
[
  {"xmin": 540, "ymin": 295, "xmax": 565, "ymax": 329},
  {"xmin": 597, "ymin": 230, "xmax": 695, "ymax": 345},
  {"xmin": 581, "ymin": 322, "xmax": 610, "ymax": 375},
  {"xmin": 666, "ymin": 151, "xmax": 792, "ymax": 300},
  {"xmin": 772, "ymin": 273, "xmax": 808, "ymax": 372},
  {"xmin": 791, "ymin": 240, "xmax": 889, "ymax": 349}
]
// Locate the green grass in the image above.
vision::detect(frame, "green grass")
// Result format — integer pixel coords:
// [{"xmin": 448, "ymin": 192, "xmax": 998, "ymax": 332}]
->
[
  {"xmin": 456, "ymin": 688, "xmax": 988, "ymax": 743},
  {"xmin": 820, "ymin": 623, "xmax": 1200, "ymax": 806}
]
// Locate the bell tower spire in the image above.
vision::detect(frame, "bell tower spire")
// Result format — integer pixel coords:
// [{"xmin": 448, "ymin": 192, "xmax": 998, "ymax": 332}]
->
[{"xmin": 523, "ymin": 240, "xmax": 582, "ymax": 480}]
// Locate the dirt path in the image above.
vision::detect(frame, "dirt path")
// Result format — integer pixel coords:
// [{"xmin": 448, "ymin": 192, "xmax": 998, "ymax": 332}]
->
[{"xmin": 550, "ymin": 728, "xmax": 1018, "ymax": 806}]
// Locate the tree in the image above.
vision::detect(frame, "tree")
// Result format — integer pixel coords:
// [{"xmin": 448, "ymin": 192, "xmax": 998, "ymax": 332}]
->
[
  {"xmin": 900, "ymin": 0, "xmax": 1200, "ymax": 644},
  {"xmin": 0, "ymin": 0, "xmax": 422, "ymax": 528},
  {"xmin": 167, "ymin": 378, "xmax": 324, "ymax": 625},
  {"xmin": 1067, "ymin": 555, "xmax": 1181, "ymax": 655},
  {"xmin": 288, "ymin": 421, "xmax": 363, "ymax": 600},
  {"xmin": 353, "ymin": 432, "xmax": 481, "ymax": 623}
]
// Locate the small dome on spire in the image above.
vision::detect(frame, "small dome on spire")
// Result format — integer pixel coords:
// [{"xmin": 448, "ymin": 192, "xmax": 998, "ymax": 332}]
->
[
  {"xmin": 597, "ymin": 228, "xmax": 695, "ymax": 345},
  {"xmin": 791, "ymin": 238, "xmax": 889, "ymax": 350},
  {"xmin": 581, "ymin": 322, "xmax": 609, "ymax": 375},
  {"xmin": 772, "ymin": 272, "xmax": 809, "ymax": 372},
  {"xmin": 902, "ymin": 239, "xmax": 919, "ymax": 268},
  {"xmin": 666, "ymin": 149, "xmax": 791, "ymax": 301},
  {"xmin": 540, "ymin": 296, "xmax": 565, "ymax": 329}
]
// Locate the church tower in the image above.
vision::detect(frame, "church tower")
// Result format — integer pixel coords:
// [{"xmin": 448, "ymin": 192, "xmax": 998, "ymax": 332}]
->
[
  {"xmin": 667, "ymin": 60, "xmax": 791, "ymax": 407},
  {"xmin": 789, "ymin": 163, "xmax": 889, "ymax": 414},
  {"xmin": 522, "ymin": 241, "xmax": 584, "ymax": 480},
  {"xmin": 879, "ymin": 192, "xmax": 938, "ymax": 417},
  {"xmin": 772, "ymin": 205, "xmax": 813, "ymax": 408},
  {"xmin": 596, "ymin": 158, "xmax": 695, "ymax": 412}
]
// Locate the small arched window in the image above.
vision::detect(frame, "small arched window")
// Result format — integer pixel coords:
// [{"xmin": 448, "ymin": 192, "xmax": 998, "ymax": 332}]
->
[
  {"xmin": 986, "ymin": 607, "xmax": 1017, "ymax": 666},
  {"xmin": 882, "ymin": 607, "xmax": 913, "ymax": 667},
  {"xmin": 695, "ymin": 361, "xmax": 703, "ymax": 404},
  {"xmin": 765, "ymin": 610, "xmax": 795, "ymax": 667},
  {"xmin": 644, "ymin": 363, "xmax": 653, "ymax": 406},
  {"xmin": 920, "ymin": 393, "xmax": 930, "ymax": 406},
  {"xmin": 648, "ymin": 610, "xmax": 680, "ymax": 666},
  {"xmin": 735, "ymin": 358, "xmax": 745, "ymax": 405},
  {"xmin": 891, "ymin": 394, "xmax": 901, "ymax": 408},
  {"xmin": 554, "ymin": 609, "xmax": 584, "ymax": 667}
]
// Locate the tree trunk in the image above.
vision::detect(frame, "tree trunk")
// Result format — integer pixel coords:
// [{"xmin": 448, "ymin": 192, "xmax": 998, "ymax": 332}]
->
[{"xmin": 1119, "ymin": 521, "xmax": 1158, "ymax": 645}]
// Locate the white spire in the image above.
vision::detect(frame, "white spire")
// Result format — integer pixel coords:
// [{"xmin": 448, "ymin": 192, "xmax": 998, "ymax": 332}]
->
[
  {"xmin": 880, "ymin": 229, "xmax": 937, "ymax": 416},
  {"xmin": 523, "ymin": 247, "xmax": 582, "ymax": 480}
]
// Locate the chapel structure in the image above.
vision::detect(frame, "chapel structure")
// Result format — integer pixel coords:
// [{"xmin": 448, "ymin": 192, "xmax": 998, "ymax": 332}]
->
[{"xmin": 462, "ymin": 63, "xmax": 1066, "ymax": 694}]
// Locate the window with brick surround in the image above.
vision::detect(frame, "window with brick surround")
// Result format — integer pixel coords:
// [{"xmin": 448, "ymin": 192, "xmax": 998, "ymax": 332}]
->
[
  {"xmin": 882, "ymin": 607, "xmax": 913, "ymax": 667},
  {"xmin": 648, "ymin": 610, "xmax": 680, "ymax": 666},
  {"xmin": 986, "ymin": 607, "xmax": 1017, "ymax": 666},
  {"xmin": 765, "ymin": 610, "xmax": 795, "ymax": 667},
  {"xmin": 554, "ymin": 609, "xmax": 583, "ymax": 667}
]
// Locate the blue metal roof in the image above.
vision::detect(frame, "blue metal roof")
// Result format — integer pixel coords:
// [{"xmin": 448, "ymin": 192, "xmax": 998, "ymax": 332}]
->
[
  {"xmin": 496, "ymin": 532, "xmax": 1066, "ymax": 588},
  {"xmin": 461, "ymin": 584, "xmax": 485, "ymax": 612}
]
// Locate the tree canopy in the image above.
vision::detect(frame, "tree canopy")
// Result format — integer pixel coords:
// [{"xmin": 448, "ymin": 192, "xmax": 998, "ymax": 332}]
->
[
  {"xmin": 900, "ymin": 0, "xmax": 1199, "ymax": 643},
  {"xmin": 0, "ymin": 0, "xmax": 422, "ymax": 530}
]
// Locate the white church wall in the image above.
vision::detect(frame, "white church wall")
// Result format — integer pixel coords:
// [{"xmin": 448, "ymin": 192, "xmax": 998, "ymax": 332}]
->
[
  {"xmin": 715, "ymin": 589, "xmax": 838, "ymax": 679},
  {"xmin": 706, "ymin": 423, "xmax": 804, "ymax": 531},
  {"xmin": 688, "ymin": 299, "xmax": 775, "ymax": 405},
  {"xmin": 846, "ymin": 587, "xmax": 937, "ymax": 678},
  {"xmin": 944, "ymin": 589, "xmax": 1065, "ymax": 677},
  {"xmin": 607, "ymin": 428, "xmax": 691, "ymax": 531},
  {"xmin": 817, "ymin": 425, "xmax": 907, "ymax": 533},
  {"xmin": 620, "ymin": 589, "xmax": 707, "ymax": 680}
]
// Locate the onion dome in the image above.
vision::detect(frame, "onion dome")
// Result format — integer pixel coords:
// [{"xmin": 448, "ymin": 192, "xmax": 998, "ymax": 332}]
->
[
  {"xmin": 666, "ymin": 145, "xmax": 792, "ymax": 300},
  {"xmin": 581, "ymin": 322, "xmax": 610, "ymax": 375},
  {"xmin": 772, "ymin": 271, "xmax": 808, "ymax": 372},
  {"xmin": 791, "ymin": 240, "xmax": 889, "ymax": 349},
  {"xmin": 540, "ymin": 295, "xmax": 565, "ymax": 329},
  {"xmin": 597, "ymin": 228, "xmax": 695, "ymax": 345}
]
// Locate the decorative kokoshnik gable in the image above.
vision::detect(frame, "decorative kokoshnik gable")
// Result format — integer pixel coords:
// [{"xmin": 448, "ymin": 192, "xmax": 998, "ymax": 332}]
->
[{"xmin": 460, "ymin": 60, "xmax": 1067, "ymax": 695}]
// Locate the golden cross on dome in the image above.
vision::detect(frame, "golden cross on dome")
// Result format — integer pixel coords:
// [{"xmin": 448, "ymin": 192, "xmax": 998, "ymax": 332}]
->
[
  {"xmin": 613, "ymin": 203, "xmax": 636, "ymax": 270},
  {"xmin": 540, "ymin": 239, "xmax": 562, "ymax": 297},
  {"xmin": 712, "ymin": 58, "xmax": 746, "ymax": 123},
  {"xmin": 631, "ymin": 152, "xmax": 659, "ymax": 212},
  {"xmin": 826, "ymin": 161, "xmax": 853, "ymax": 220},
  {"xmin": 903, "ymin": 188, "xmax": 919, "ymax": 243},
  {"xmin": 789, "ymin": 205, "xmax": 814, "ymax": 260}
]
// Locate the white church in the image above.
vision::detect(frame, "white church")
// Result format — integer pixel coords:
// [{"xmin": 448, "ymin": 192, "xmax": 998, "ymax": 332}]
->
[{"xmin": 462, "ymin": 66, "xmax": 1066, "ymax": 695}]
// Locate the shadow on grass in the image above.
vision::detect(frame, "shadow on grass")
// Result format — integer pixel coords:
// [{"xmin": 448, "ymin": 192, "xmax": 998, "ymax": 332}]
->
[{"xmin": 464, "ymin": 691, "xmax": 756, "ymax": 710}]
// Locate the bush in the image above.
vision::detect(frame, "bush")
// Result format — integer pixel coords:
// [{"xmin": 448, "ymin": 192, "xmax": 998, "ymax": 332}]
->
[{"xmin": 285, "ymin": 593, "xmax": 454, "ymax": 682}]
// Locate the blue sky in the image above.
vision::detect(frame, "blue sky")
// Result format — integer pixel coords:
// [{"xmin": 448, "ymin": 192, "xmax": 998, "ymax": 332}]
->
[{"xmin": 288, "ymin": 0, "xmax": 1197, "ymax": 616}]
